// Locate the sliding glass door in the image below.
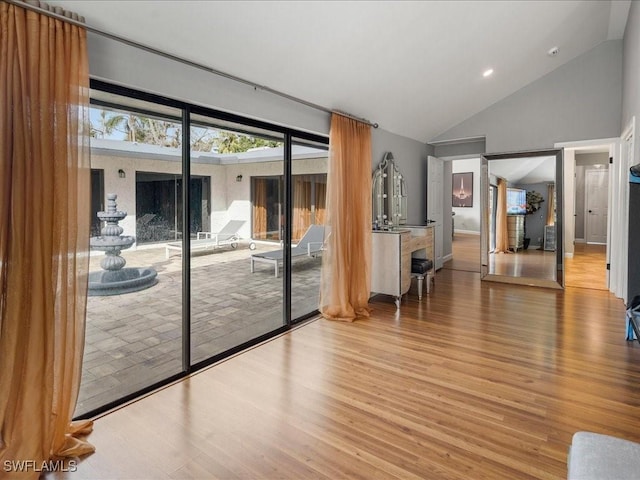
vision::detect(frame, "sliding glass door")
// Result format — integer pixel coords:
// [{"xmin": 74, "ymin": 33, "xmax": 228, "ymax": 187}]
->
[
  {"xmin": 189, "ymin": 114, "xmax": 286, "ymax": 365},
  {"xmin": 76, "ymin": 81, "xmax": 328, "ymax": 419},
  {"xmin": 291, "ymin": 138, "xmax": 328, "ymax": 320},
  {"xmin": 77, "ymin": 90, "xmax": 184, "ymax": 417}
]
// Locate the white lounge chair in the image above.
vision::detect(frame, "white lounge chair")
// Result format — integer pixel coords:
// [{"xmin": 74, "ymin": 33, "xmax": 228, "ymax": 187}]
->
[
  {"xmin": 250, "ymin": 224, "xmax": 325, "ymax": 277},
  {"xmin": 166, "ymin": 219, "xmax": 246, "ymax": 258}
]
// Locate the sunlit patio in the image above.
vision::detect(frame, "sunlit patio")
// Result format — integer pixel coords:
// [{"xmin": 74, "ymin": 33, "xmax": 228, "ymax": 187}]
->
[{"xmin": 77, "ymin": 241, "xmax": 322, "ymax": 417}]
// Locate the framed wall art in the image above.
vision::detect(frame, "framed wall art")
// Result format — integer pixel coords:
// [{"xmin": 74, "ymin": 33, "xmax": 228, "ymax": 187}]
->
[{"xmin": 452, "ymin": 172, "xmax": 473, "ymax": 207}]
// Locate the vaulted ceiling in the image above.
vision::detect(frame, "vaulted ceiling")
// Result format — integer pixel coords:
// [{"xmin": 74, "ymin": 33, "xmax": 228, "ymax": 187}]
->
[{"xmin": 48, "ymin": 0, "xmax": 631, "ymax": 143}]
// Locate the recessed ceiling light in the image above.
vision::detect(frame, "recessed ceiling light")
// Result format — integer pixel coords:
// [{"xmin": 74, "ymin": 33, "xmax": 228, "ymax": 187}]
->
[{"xmin": 483, "ymin": 69, "xmax": 494, "ymax": 78}]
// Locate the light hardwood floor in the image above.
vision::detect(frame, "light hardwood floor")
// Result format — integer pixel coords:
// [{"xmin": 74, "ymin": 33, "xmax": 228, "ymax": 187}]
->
[
  {"xmin": 565, "ymin": 243, "xmax": 608, "ymax": 290},
  {"xmin": 446, "ymin": 233, "xmax": 608, "ymax": 291},
  {"xmin": 443, "ymin": 233, "xmax": 480, "ymax": 273},
  {"xmin": 46, "ymin": 268, "xmax": 640, "ymax": 480}
]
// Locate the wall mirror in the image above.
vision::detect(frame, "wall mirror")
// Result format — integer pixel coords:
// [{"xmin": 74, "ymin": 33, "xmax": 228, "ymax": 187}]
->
[
  {"xmin": 480, "ymin": 149, "xmax": 564, "ymax": 289},
  {"xmin": 373, "ymin": 152, "xmax": 407, "ymax": 229}
]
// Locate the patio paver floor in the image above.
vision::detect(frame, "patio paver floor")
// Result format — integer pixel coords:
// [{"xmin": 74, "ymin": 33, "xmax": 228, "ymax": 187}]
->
[{"xmin": 77, "ymin": 242, "xmax": 321, "ymax": 417}]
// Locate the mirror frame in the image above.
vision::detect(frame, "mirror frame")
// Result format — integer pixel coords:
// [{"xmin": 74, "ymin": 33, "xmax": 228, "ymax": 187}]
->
[
  {"xmin": 480, "ymin": 149, "xmax": 564, "ymax": 289},
  {"xmin": 372, "ymin": 152, "xmax": 407, "ymax": 229}
]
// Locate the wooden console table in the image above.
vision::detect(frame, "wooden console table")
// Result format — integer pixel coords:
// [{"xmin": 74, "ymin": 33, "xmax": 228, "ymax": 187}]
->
[{"xmin": 371, "ymin": 225, "xmax": 435, "ymax": 307}]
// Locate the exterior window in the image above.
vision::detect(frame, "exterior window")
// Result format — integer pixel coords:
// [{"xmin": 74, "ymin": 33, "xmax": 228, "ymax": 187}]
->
[{"xmin": 76, "ymin": 83, "xmax": 328, "ymax": 419}]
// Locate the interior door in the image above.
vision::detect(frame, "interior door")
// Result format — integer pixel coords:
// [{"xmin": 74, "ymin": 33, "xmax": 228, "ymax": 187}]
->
[
  {"xmin": 585, "ymin": 169, "xmax": 608, "ymax": 244},
  {"xmin": 428, "ymin": 156, "xmax": 444, "ymax": 269}
]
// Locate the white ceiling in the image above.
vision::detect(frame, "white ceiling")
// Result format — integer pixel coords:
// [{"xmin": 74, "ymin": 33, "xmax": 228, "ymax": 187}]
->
[
  {"xmin": 489, "ymin": 156, "xmax": 557, "ymax": 184},
  {"xmin": 48, "ymin": 0, "xmax": 631, "ymax": 143}
]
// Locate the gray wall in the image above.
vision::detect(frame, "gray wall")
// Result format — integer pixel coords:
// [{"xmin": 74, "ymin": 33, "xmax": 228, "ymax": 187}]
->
[
  {"xmin": 622, "ymin": 1, "xmax": 640, "ymax": 152},
  {"xmin": 434, "ymin": 139, "xmax": 485, "ymax": 159},
  {"xmin": 371, "ymin": 129, "xmax": 430, "ymax": 225},
  {"xmin": 513, "ymin": 182, "xmax": 551, "ymax": 248},
  {"xmin": 430, "ymin": 40, "xmax": 623, "ymax": 152},
  {"xmin": 87, "ymin": 31, "xmax": 430, "ymax": 227},
  {"xmin": 623, "ymin": 3, "xmax": 640, "ymax": 301},
  {"xmin": 87, "ymin": 32, "xmax": 330, "ymax": 137}
]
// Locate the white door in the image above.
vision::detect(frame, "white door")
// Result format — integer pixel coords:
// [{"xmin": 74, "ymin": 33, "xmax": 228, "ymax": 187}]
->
[
  {"xmin": 428, "ymin": 156, "xmax": 444, "ymax": 269},
  {"xmin": 585, "ymin": 169, "xmax": 608, "ymax": 244}
]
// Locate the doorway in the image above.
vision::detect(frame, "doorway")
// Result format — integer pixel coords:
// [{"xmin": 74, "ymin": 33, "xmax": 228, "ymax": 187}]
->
[
  {"xmin": 90, "ymin": 169, "xmax": 104, "ymax": 237},
  {"xmin": 442, "ymin": 157, "xmax": 482, "ymax": 274},
  {"xmin": 557, "ymin": 140, "xmax": 615, "ymax": 292},
  {"xmin": 135, "ymin": 172, "xmax": 209, "ymax": 244},
  {"xmin": 566, "ymin": 164, "xmax": 608, "ymax": 290}
]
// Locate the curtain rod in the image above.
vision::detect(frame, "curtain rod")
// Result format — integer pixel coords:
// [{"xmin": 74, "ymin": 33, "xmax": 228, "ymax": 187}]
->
[{"xmin": 6, "ymin": 0, "xmax": 379, "ymax": 129}]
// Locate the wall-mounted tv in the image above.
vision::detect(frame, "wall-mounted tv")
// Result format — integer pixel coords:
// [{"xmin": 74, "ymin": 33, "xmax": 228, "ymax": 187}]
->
[{"xmin": 506, "ymin": 187, "xmax": 527, "ymax": 215}]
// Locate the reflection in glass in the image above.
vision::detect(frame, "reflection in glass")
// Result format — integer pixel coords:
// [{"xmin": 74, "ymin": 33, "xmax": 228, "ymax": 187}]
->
[{"xmin": 481, "ymin": 151, "xmax": 564, "ymax": 289}]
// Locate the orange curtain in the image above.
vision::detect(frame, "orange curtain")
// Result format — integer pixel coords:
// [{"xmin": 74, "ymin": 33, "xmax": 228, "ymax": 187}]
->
[
  {"xmin": 320, "ymin": 114, "xmax": 371, "ymax": 322},
  {"xmin": 253, "ymin": 178, "xmax": 267, "ymax": 240},
  {"xmin": 314, "ymin": 180, "xmax": 326, "ymax": 226},
  {"xmin": 0, "ymin": 0, "xmax": 94, "ymax": 474},
  {"xmin": 546, "ymin": 183, "xmax": 555, "ymax": 225},
  {"xmin": 495, "ymin": 178, "xmax": 510, "ymax": 253},
  {"xmin": 292, "ymin": 177, "xmax": 311, "ymax": 242}
]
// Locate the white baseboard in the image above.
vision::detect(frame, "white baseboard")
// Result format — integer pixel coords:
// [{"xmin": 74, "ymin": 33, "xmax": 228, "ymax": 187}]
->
[
  {"xmin": 443, "ymin": 253, "xmax": 453, "ymax": 263},
  {"xmin": 575, "ymin": 238, "xmax": 586, "ymax": 244},
  {"xmin": 565, "ymin": 252, "xmax": 574, "ymax": 259},
  {"xmin": 454, "ymin": 229, "xmax": 480, "ymax": 235}
]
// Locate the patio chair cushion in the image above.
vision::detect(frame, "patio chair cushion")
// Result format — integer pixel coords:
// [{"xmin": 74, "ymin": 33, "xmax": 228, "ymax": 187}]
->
[{"xmin": 250, "ymin": 224, "xmax": 325, "ymax": 277}]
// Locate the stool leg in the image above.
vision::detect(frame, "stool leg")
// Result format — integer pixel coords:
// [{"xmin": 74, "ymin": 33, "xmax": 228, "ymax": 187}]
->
[{"xmin": 417, "ymin": 275, "xmax": 423, "ymax": 300}]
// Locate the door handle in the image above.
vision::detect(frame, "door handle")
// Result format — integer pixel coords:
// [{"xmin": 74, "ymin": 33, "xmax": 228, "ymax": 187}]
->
[{"xmin": 588, "ymin": 210, "xmax": 593, "ymax": 213}]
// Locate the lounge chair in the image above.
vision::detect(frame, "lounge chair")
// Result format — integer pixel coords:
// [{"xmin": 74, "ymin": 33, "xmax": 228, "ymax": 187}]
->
[
  {"xmin": 165, "ymin": 219, "xmax": 246, "ymax": 258},
  {"xmin": 250, "ymin": 224, "xmax": 325, "ymax": 277}
]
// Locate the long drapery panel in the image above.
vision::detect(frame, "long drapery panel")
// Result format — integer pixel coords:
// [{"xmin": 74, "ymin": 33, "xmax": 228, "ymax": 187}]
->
[
  {"xmin": 252, "ymin": 178, "xmax": 268, "ymax": 240},
  {"xmin": 315, "ymin": 181, "xmax": 327, "ymax": 226},
  {"xmin": 319, "ymin": 114, "xmax": 371, "ymax": 322},
  {"xmin": 0, "ymin": 1, "xmax": 94, "ymax": 475},
  {"xmin": 292, "ymin": 177, "xmax": 311, "ymax": 242},
  {"xmin": 546, "ymin": 183, "xmax": 555, "ymax": 225},
  {"xmin": 495, "ymin": 178, "xmax": 510, "ymax": 253}
]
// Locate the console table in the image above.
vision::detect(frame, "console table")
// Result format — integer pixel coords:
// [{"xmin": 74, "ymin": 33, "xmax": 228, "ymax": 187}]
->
[{"xmin": 371, "ymin": 225, "xmax": 435, "ymax": 307}]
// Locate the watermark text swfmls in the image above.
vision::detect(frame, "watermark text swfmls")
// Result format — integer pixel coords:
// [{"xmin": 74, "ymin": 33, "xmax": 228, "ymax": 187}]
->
[{"xmin": 3, "ymin": 460, "xmax": 78, "ymax": 473}]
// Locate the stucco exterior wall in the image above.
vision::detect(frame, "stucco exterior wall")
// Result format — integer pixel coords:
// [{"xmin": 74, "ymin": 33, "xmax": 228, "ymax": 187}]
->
[{"xmin": 90, "ymin": 151, "xmax": 327, "ymax": 246}]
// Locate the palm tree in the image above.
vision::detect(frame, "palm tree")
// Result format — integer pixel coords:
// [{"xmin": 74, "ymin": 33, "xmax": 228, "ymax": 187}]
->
[{"xmin": 90, "ymin": 107, "xmax": 280, "ymax": 153}]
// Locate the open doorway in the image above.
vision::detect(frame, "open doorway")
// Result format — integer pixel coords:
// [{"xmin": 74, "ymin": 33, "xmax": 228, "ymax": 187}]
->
[
  {"xmin": 558, "ymin": 142, "xmax": 613, "ymax": 291},
  {"xmin": 443, "ymin": 157, "xmax": 482, "ymax": 273}
]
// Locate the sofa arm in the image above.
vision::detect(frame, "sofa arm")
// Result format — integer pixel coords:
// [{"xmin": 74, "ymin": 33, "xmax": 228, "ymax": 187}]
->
[{"xmin": 568, "ymin": 431, "xmax": 640, "ymax": 480}]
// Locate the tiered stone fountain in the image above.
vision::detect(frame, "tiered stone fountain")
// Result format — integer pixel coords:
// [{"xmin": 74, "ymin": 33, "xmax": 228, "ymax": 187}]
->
[{"xmin": 88, "ymin": 193, "xmax": 157, "ymax": 296}]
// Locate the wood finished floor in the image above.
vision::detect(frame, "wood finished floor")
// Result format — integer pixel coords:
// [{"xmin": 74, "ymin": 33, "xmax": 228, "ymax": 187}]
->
[
  {"xmin": 46, "ymin": 268, "xmax": 640, "ymax": 480},
  {"xmin": 446, "ymin": 233, "xmax": 608, "ymax": 290},
  {"xmin": 565, "ymin": 243, "xmax": 608, "ymax": 291},
  {"xmin": 444, "ymin": 233, "xmax": 481, "ymax": 273}
]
